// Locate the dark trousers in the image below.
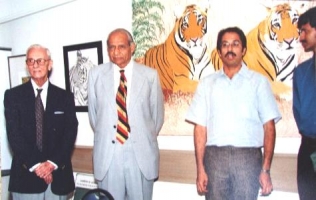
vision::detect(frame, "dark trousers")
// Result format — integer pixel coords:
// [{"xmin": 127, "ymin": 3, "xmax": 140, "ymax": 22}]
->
[{"xmin": 297, "ymin": 136, "xmax": 316, "ymax": 200}]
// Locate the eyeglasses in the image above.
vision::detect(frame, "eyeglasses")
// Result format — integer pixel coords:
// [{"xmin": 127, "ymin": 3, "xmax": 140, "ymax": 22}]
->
[
  {"xmin": 108, "ymin": 44, "xmax": 130, "ymax": 52},
  {"xmin": 26, "ymin": 58, "xmax": 50, "ymax": 66},
  {"xmin": 221, "ymin": 41, "xmax": 241, "ymax": 49}
]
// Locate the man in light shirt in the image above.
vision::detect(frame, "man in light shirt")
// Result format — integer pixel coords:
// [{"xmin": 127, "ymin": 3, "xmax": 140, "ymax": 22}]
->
[{"xmin": 186, "ymin": 27, "xmax": 281, "ymax": 200}]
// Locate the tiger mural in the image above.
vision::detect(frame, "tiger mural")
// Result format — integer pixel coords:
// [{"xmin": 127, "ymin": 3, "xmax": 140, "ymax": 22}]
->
[
  {"xmin": 144, "ymin": 4, "xmax": 214, "ymax": 93},
  {"xmin": 211, "ymin": 3, "xmax": 300, "ymax": 97}
]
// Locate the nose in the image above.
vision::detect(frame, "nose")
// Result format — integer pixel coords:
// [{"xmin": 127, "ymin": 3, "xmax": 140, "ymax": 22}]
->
[
  {"xmin": 284, "ymin": 38, "xmax": 294, "ymax": 45},
  {"xmin": 113, "ymin": 47, "xmax": 120, "ymax": 55},
  {"xmin": 32, "ymin": 61, "xmax": 40, "ymax": 67},
  {"xmin": 227, "ymin": 44, "xmax": 233, "ymax": 50}
]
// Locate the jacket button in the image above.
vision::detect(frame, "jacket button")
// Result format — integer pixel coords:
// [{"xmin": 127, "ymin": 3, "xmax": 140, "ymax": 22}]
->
[
  {"xmin": 112, "ymin": 140, "xmax": 115, "ymax": 144},
  {"xmin": 113, "ymin": 125, "xmax": 116, "ymax": 129}
]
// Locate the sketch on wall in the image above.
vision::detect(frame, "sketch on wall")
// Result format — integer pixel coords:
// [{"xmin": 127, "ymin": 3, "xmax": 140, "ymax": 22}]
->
[
  {"xmin": 63, "ymin": 41, "xmax": 103, "ymax": 112},
  {"xmin": 132, "ymin": 0, "xmax": 316, "ymax": 137},
  {"xmin": 8, "ymin": 54, "xmax": 28, "ymax": 88}
]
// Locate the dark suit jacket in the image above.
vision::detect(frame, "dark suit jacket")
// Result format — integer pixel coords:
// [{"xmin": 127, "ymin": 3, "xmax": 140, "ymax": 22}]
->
[{"xmin": 4, "ymin": 81, "xmax": 78, "ymax": 195}]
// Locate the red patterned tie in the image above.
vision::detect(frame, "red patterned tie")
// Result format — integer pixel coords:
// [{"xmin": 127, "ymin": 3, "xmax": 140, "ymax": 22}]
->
[
  {"xmin": 35, "ymin": 88, "xmax": 44, "ymax": 151},
  {"xmin": 116, "ymin": 70, "xmax": 130, "ymax": 144}
]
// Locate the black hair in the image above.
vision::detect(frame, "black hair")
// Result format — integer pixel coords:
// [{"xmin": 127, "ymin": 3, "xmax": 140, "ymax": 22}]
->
[
  {"xmin": 216, "ymin": 26, "xmax": 247, "ymax": 51},
  {"xmin": 298, "ymin": 6, "xmax": 316, "ymax": 29}
]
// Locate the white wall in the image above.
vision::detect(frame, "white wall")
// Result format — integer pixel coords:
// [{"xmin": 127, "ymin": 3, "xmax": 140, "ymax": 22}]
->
[
  {"xmin": 0, "ymin": 0, "xmax": 301, "ymax": 154},
  {"xmin": 0, "ymin": 0, "xmax": 132, "ymax": 146},
  {"xmin": 0, "ymin": 48, "xmax": 12, "ymax": 170}
]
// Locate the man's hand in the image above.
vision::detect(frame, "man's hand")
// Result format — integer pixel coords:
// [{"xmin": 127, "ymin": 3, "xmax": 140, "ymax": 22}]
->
[
  {"xmin": 43, "ymin": 173, "xmax": 53, "ymax": 184},
  {"xmin": 196, "ymin": 169, "xmax": 208, "ymax": 195},
  {"xmin": 34, "ymin": 161, "xmax": 55, "ymax": 181},
  {"xmin": 259, "ymin": 171, "xmax": 273, "ymax": 196}
]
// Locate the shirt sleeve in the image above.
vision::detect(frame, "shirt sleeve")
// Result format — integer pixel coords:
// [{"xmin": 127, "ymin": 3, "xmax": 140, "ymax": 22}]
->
[
  {"xmin": 185, "ymin": 78, "xmax": 208, "ymax": 126},
  {"xmin": 256, "ymin": 77, "xmax": 282, "ymax": 124}
]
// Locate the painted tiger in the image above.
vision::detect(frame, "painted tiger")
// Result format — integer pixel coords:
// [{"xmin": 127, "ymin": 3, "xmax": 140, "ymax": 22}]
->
[
  {"xmin": 211, "ymin": 3, "xmax": 301, "ymax": 97},
  {"xmin": 144, "ymin": 4, "xmax": 214, "ymax": 93},
  {"xmin": 69, "ymin": 50, "xmax": 95, "ymax": 106}
]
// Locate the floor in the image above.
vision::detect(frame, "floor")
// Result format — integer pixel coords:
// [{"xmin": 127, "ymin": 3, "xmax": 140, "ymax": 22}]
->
[
  {"xmin": 153, "ymin": 137, "xmax": 301, "ymax": 199},
  {"xmin": 1, "ymin": 137, "xmax": 301, "ymax": 199},
  {"xmin": 153, "ymin": 181, "xmax": 299, "ymax": 200}
]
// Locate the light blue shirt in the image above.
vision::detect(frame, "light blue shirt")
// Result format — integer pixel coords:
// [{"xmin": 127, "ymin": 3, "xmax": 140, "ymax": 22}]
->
[{"xmin": 186, "ymin": 64, "xmax": 281, "ymax": 147}]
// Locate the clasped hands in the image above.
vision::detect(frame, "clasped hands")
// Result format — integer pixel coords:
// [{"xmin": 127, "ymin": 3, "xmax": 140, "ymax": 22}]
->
[{"xmin": 34, "ymin": 161, "xmax": 55, "ymax": 184}]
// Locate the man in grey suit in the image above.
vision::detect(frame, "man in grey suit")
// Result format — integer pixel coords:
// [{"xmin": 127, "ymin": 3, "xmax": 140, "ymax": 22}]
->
[{"xmin": 88, "ymin": 28, "xmax": 165, "ymax": 200}]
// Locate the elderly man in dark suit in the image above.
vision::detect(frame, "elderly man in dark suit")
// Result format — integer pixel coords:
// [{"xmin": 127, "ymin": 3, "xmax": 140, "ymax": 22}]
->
[{"xmin": 4, "ymin": 44, "xmax": 78, "ymax": 200}]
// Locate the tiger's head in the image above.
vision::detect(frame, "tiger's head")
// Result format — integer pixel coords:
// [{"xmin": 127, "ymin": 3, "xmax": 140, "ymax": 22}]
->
[
  {"xmin": 69, "ymin": 50, "xmax": 95, "ymax": 105},
  {"xmin": 174, "ymin": 4, "xmax": 208, "ymax": 65},
  {"xmin": 258, "ymin": 3, "xmax": 300, "ymax": 81}
]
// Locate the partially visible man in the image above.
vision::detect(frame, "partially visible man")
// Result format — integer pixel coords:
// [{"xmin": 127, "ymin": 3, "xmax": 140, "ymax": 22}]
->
[
  {"xmin": 293, "ymin": 6, "xmax": 316, "ymax": 200},
  {"xmin": 88, "ymin": 28, "xmax": 164, "ymax": 200},
  {"xmin": 186, "ymin": 27, "xmax": 281, "ymax": 200},
  {"xmin": 4, "ymin": 44, "xmax": 78, "ymax": 200}
]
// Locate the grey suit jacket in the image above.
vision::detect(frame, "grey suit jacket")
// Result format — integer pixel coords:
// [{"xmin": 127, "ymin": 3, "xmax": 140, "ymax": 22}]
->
[{"xmin": 88, "ymin": 61, "xmax": 164, "ymax": 180}]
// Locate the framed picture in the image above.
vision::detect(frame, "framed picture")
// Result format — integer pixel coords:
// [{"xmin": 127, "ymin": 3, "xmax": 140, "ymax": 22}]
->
[
  {"xmin": 8, "ymin": 54, "xmax": 29, "ymax": 88},
  {"xmin": 63, "ymin": 41, "xmax": 103, "ymax": 112}
]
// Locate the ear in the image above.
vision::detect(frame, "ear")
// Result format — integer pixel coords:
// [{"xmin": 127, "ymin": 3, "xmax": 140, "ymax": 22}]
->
[
  {"xmin": 130, "ymin": 43, "xmax": 136, "ymax": 55},
  {"xmin": 242, "ymin": 47, "xmax": 247, "ymax": 56},
  {"xmin": 218, "ymin": 49, "xmax": 223, "ymax": 58},
  {"xmin": 48, "ymin": 59, "xmax": 53, "ymax": 71}
]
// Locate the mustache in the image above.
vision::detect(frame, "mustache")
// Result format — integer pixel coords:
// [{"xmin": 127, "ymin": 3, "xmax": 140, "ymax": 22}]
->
[
  {"xmin": 225, "ymin": 52, "xmax": 236, "ymax": 57},
  {"xmin": 300, "ymin": 40, "xmax": 306, "ymax": 44}
]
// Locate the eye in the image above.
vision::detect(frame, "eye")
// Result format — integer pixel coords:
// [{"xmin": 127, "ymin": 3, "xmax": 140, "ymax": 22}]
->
[
  {"xmin": 272, "ymin": 22, "xmax": 281, "ymax": 29},
  {"xmin": 38, "ymin": 59, "xmax": 46, "ymax": 65},
  {"xmin": 233, "ymin": 41, "xmax": 240, "ymax": 47},
  {"xmin": 182, "ymin": 21, "xmax": 188, "ymax": 29},
  {"xmin": 26, "ymin": 58, "xmax": 35, "ymax": 65},
  {"xmin": 221, "ymin": 42, "xmax": 229, "ymax": 48},
  {"xmin": 292, "ymin": 13, "xmax": 299, "ymax": 24}
]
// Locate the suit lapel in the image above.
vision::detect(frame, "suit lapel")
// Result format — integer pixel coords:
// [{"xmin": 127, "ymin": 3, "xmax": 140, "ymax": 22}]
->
[
  {"xmin": 24, "ymin": 81, "xmax": 37, "ymax": 126},
  {"xmin": 129, "ymin": 63, "xmax": 145, "ymax": 113},
  {"xmin": 100, "ymin": 64, "xmax": 116, "ymax": 110}
]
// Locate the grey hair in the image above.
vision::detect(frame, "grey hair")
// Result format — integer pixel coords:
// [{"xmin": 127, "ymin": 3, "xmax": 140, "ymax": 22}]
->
[
  {"xmin": 26, "ymin": 44, "xmax": 51, "ymax": 59},
  {"xmin": 107, "ymin": 28, "xmax": 135, "ymax": 46}
]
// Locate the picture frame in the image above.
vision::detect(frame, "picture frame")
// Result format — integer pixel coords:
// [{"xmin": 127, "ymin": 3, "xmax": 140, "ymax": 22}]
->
[
  {"xmin": 7, "ymin": 54, "xmax": 28, "ymax": 88},
  {"xmin": 63, "ymin": 41, "xmax": 103, "ymax": 112}
]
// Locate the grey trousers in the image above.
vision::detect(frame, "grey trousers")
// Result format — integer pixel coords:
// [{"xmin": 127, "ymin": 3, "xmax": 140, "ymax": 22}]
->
[
  {"xmin": 204, "ymin": 146, "xmax": 262, "ymax": 200},
  {"xmin": 12, "ymin": 184, "xmax": 69, "ymax": 200},
  {"xmin": 97, "ymin": 139, "xmax": 154, "ymax": 200}
]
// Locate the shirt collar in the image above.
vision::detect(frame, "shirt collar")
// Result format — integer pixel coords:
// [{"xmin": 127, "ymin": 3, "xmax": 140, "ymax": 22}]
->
[
  {"xmin": 219, "ymin": 62, "xmax": 250, "ymax": 78},
  {"xmin": 113, "ymin": 61, "xmax": 133, "ymax": 74},
  {"xmin": 31, "ymin": 79, "xmax": 49, "ymax": 94}
]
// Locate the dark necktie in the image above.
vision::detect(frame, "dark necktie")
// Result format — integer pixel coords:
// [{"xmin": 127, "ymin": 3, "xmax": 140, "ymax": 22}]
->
[
  {"xmin": 35, "ymin": 88, "xmax": 44, "ymax": 151},
  {"xmin": 116, "ymin": 70, "xmax": 130, "ymax": 144}
]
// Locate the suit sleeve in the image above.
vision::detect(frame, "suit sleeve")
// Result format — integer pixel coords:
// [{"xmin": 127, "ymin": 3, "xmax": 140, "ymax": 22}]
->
[
  {"xmin": 88, "ymin": 69, "xmax": 97, "ymax": 131},
  {"xmin": 151, "ymin": 70, "xmax": 165, "ymax": 135}
]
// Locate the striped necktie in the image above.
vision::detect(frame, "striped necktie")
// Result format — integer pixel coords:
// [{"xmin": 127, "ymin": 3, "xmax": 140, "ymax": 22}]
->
[
  {"xmin": 35, "ymin": 88, "xmax": 44, "ymax": 151},
  {"xmin": 116, "ymin": 70, "xmax": 130, "ymax": 144}
]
